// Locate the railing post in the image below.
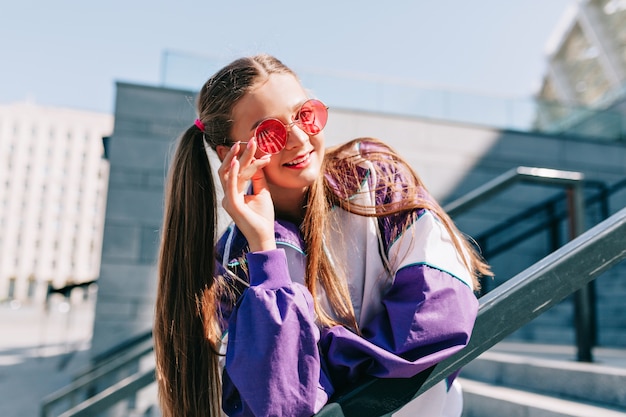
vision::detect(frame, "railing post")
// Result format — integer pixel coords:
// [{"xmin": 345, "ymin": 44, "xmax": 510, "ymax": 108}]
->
[
  {"xmin": 567, "ymin": 183, "xmax": 594, "ymax": 362},
  {"xmin": 547, "ymin": 201, "xmax": 561, "ymax": 253}
]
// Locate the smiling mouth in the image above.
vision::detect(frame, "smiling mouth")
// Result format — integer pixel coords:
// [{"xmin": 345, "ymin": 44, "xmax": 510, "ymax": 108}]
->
[{"xmin": 284, "ymin": 152, "xmax": 311, "ymax": 167}]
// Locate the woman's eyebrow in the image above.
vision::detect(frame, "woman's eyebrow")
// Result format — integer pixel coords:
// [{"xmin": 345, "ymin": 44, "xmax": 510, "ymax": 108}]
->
[{"xmin": 249, "ymin": 99, "xmax": 308, "ymax": 130}]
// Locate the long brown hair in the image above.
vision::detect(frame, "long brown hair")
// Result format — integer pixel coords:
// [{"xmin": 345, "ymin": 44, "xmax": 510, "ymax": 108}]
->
[
  {"xmin": 154, "ymin": 55, "xmax": 296, "ymax": 417},
  {"xmin": 154, "ymin": 55, "xmax": 490, "ymax": 417},
  {"xmin": 322, "ymin": 138, "xmax": 491, "ymax": 289}
]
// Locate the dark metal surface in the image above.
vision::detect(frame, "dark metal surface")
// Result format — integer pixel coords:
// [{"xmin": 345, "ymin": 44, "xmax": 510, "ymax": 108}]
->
[
  {"xmin": 444, "ymin": 166, "xmax": 584, "ymax": 217},
  {"xmin": 58, "ymin": 369, "xmax": 155, "ymax": 417}
]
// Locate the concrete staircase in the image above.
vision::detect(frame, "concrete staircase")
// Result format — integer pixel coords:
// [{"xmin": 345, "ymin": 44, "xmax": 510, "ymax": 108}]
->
[{"xmin": 459, "ymin": 342, "xmax": 626, "ymax": 417}]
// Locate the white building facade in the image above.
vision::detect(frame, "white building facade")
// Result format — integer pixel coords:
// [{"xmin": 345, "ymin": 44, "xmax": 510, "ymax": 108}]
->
[{"xmin": 0, "ymin": 101, "xmax": 113, "ymax": 304}]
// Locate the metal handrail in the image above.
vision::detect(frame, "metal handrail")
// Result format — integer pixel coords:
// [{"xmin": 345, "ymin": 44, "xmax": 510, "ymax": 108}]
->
[
  {"xmin": 41, "ymin": 336, "xmax": 153, "ymax": 417},
  {"xmin": 443, "ymin": 166, "xmax": 585, "ymax": 217},
  {"xmin": 444, "ymin": 166, "xmax": 595, "ymax": 361},
  {"xmin": 315, "ymin": 206, "xmax": 626, "ymax": 416},
  {"xmin": 474, "ymin": 178, "xmax": 626, "ymax": 260},
  {"xmin": 57, "ymin": 369, "xmax": 156, "ymax": 417}
]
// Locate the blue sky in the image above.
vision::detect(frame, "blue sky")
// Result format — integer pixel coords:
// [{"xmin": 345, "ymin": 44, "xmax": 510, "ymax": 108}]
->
[{"xmin": 1, "ymin": 0, "xmax": 574, "ymax": 114}]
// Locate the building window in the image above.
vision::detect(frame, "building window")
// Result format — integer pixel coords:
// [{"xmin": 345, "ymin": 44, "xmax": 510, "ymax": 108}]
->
[
  {"xmin": 8, "ymin": 277, "xmax": 16, "ymax": 299},
  {"xmin": 27, "ymin": 276, "xmax": 36, "ymax": 299}
]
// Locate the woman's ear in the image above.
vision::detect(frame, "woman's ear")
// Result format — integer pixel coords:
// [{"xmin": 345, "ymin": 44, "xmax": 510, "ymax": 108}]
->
[{"xmin": 216, "ymin": 145, "xmax": 230, "ymax": 162}]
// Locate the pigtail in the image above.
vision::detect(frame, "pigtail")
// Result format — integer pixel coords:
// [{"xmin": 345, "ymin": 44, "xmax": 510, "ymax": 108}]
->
[
  {"xmin": 154, "ymin": 126, "xmax": 222, "ymax": 417},
  {"xmin": 154, "ymin": 54, "xmax": 309, "ymax": 416}
]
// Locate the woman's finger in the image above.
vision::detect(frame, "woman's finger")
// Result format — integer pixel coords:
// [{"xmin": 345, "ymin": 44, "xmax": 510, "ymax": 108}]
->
[
  {"xmin": 222, "ymin": 156, "xmax": 242, "ymax": 212},
  {"xmin": 218, "ymin": 142, "xmax": 240, "ymax": 171},
  {"xmin": 250, "ymin": 160, "xmax": 270, "ymax": 196},
  {"xmin": 237, "ymin": 138, "xmax": 257, "ymax": 168},
  {"xmin": 237, "ymin": 154, "xmax": 271, "ymax": 181},
  {"xmin": 218, "ymin": 142, "xmax": 241, "ymax": 186}
]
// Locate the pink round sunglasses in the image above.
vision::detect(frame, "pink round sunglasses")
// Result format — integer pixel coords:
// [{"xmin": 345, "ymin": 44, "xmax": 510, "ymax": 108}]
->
[{"xmin": 240, "ymin": 99, "xmax": 328, "ymax": 154}]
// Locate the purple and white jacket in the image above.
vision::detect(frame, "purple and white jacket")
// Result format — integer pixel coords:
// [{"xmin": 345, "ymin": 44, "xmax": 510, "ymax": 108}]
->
[{"xmin": 215, "ymin": 140, "xmax": 479, "ymax": 417}]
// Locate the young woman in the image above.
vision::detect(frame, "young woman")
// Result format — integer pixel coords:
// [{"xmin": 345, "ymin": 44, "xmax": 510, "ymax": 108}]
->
[{"xmin": 154, "ymin": 54, "xmax": 490, "ymax": 417}]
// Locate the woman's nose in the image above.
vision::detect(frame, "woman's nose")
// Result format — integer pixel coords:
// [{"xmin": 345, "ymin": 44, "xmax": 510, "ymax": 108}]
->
[{"xmin": 284, "ymin": 124, "xmax": 309, "ymax": 149}]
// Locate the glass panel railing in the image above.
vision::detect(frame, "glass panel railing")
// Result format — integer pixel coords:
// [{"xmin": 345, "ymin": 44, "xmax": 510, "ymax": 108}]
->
[{"xmin": 160, "ymin": 51, "xmax": 626, "ymax": 141}]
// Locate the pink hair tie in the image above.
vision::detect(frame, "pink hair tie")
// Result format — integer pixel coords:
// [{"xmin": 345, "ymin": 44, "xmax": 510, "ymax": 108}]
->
[{"xmin": 194, "ymin": 118, "xmax": 205, "ymax": 131}]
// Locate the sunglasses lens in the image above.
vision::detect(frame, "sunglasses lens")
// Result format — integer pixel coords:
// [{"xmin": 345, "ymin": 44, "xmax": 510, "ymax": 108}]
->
[
  {"xmin": 255, "ymin": 119, "xmax": 287, "ymax": 154},
  {"xmin": 296, "ymin": 99, "xmax": 328, "ymax": 135},
  {"xmin": 253, "ymin": 99, "xmax": 328, "ymax": 154}
]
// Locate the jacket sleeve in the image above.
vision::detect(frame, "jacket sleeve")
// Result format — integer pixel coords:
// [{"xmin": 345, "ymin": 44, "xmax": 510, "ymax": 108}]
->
[
  {"xmin": 319, "ymin": 260, "xmax": 478, "ymax": 387},
  {"xmin": 222, "ymin": 249, "xmax": 334, "ymax": 417}
]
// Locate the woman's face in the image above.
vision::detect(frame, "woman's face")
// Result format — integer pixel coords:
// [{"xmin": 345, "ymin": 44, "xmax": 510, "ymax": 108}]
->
[{"xmin": 230, "ymin": 73, "xmax": 325, "ymax": 198}]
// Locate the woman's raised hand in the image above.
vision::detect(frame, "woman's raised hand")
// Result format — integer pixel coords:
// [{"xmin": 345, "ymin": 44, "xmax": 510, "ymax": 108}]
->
[{"xmin": 218, "ymin": 139, "xmax": 277, "ymax": 252}]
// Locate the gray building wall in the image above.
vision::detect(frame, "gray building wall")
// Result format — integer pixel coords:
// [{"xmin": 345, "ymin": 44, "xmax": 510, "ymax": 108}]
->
[
  {"xmin": 91, "ymin": 82, "xmax": 195, "ymax": 357},
  {"xmin": 91, "ymin": 82, "xmax": 626, "ymax": 357}
]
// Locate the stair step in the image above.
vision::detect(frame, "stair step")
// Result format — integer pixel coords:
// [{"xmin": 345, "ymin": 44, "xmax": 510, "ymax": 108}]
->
[
  {"xmin": 461, "ymin": 350, "xmax": 626, "ymax": 408},
  {"xmin": 460, "ymin": 378, "xmax": 626, "ymax": 417}
]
